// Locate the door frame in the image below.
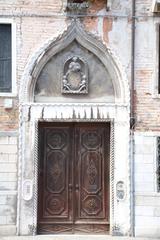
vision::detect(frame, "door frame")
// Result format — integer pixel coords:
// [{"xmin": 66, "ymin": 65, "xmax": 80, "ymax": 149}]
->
[
  {"xmin": 18, "ymin": 103, "xmax": 130, "ymax": 236},
  {"xmin": 36, "ymin": 119, "xmax": 113, "ymax": 235}
]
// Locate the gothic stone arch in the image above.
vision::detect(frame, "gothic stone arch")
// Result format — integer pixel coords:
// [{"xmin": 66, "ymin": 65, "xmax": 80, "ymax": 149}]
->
[
  {"xmin": 18, "ymin": 19, "xmax": 131, "ymax": 236},
  {"xmin": 20, "ymin": 19, "xmax": 129, "ymax": 104}
]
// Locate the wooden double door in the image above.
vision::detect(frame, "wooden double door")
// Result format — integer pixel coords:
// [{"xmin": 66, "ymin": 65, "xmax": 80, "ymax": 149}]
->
[{"xmin": 37, "ymin": 122, "xmax": 110, "ymax": 234}]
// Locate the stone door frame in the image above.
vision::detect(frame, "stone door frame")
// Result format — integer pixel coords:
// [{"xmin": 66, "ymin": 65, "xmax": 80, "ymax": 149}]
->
[{"xmin": 18, "ymin": 103, "xmax": 130, "ymax": 236}]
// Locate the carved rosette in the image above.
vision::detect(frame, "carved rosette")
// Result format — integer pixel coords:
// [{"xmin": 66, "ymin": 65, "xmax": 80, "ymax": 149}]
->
[
  {"xmin": 83, "ymin": 196, "xmax": 101, "ymax": 215},
  {"xmin": 46, "ymin": 196, "xmax": 65, "ymax": 215},
  {"xmin": 62, "ymin": 56, "xmax": 88, "ymax": 94}
]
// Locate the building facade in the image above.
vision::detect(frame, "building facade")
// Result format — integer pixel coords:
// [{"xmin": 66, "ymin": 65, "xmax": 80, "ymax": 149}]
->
[{"xmin": 0, "ymin": 0, "xmax": 160, "ymax": 238}]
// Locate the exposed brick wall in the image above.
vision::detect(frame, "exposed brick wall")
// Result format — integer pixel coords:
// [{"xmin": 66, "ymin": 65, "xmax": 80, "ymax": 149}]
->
[
  {"xmin": 0, "ymin": 0, "xmax": 63, "ymax": 15},
  {"xmin": 0, "ymin": 104, "xmax": 18, "ymax": 131},
  {"xmin": 134, "ymin": 17, "xmax": 160, "ymax": 131}
]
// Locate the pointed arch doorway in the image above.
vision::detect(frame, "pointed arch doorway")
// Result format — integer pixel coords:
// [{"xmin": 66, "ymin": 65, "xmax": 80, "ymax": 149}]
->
[{"xmin": 19, "ymin": 19, "xmax": 130, "ymax": 236}]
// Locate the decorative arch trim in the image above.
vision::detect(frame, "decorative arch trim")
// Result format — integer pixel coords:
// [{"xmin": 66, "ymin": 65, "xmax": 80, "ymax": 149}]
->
[{"xmin": 20, "ymin": 19, "xmax": 129, "ymax": 105}]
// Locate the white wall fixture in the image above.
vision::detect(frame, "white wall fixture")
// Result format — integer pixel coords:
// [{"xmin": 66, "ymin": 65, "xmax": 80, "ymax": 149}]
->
[
  {"xmin": 22, "ymin": 180, "xmax": 33, "ymax": 201},
  {"xmin": 116, "ymin": 181, "xmax": 126, "ymax": 201}
]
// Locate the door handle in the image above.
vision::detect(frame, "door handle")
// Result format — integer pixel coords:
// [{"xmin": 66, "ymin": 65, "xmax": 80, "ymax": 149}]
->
[
  {"xmin": 69, "ymin": 184, "xmax": 73, "ymax": 191},
  {"xmin": 75, "ymin": 184, "xmax": 79, "ymax": 190}
]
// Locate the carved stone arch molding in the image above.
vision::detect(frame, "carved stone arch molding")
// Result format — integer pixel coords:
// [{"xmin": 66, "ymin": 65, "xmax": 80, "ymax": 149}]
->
[{"xmin": 20, "ymin": 19, "xmax": 129, "ymax": 104}]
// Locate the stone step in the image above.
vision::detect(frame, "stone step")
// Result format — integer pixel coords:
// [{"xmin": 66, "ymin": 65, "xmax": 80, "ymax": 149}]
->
[{"xmin": 0, "ymin": 236, "xmax": 159, "ymax": 240}]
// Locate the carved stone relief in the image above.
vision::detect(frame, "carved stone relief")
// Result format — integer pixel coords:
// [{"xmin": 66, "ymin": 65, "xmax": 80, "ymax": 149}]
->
[
  {"xmin": 66, "ymin": 1, "xmax": 89, "ymax": 11},
  {"xmin": 62, "ymin": 56, "xmax": 88, "ymax": 94},
  {"xmin": 116, "ymin": 181, "xmax": 125, "ymax": 201}
]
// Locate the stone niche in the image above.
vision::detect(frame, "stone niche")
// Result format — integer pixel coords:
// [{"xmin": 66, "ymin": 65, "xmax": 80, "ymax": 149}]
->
[{"xmin": 34, "ymin": 40, "xmax": 115, "ymax": 103}]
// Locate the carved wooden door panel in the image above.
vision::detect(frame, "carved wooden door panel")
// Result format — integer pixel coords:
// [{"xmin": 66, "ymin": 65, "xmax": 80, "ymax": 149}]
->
[
  {"xmin": 37, "ymin": 123, "xmax": 110, "ymax": 234},
  {"xmin": 74, "ymin": 124, "xmax": 110, "ymax": 233},
  {"xmin": 37, "ymin": 123, "xmax": 74, "ymax": 234}
]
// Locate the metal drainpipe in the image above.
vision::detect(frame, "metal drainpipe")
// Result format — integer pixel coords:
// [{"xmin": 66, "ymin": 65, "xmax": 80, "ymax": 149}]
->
[{"xmin": 130, "ymin": 0, "xmax": 136, "ymax": 237}]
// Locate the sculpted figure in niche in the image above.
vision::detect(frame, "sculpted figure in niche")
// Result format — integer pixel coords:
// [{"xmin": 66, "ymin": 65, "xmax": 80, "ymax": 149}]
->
[{"xmin": 62, "ymin": 56, "xmax": 88, "ymax": 94}]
